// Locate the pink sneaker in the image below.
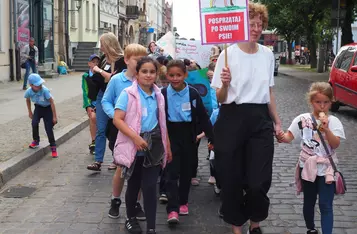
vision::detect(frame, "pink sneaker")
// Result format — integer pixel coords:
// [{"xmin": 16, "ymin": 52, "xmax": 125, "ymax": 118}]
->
[
  {"xmin": 167, "ymin": 211, "xmax": 179, "ymax": 224},
  {"xmin": 208, "ymin": 176, "xmax": 216, "ymax": 185},
  {"xmin": 179, "ymin": 204, "xmax": 189, "ymax": 215},
  {"xmin": 191, "ymin": 178, "xmax": 200, "ymax": 186}
]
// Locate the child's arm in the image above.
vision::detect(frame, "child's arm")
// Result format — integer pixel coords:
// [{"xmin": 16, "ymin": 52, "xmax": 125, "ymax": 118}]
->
[
  {"xmin": 195, "ymin": 92, "xmax": 214, "ymax": 143},
  {"xmin": 196, "ymin": 132, "xmax": 205, "ymax": 142},
  {"xmin": 323, "ymin": 129, "xmax": 340, "ymax": 149},
  {"xmin": 319, "ymin": 115, "xmax": 341, "ymax": 149},
  {"xmin": 26, "ymin": 98, "xmax": 32, "ymax": 119},
  {"xmin": 113, "ymin": 109, "xmax": 148, "ymax": 151},
  {"xmin": 49, "ymin": 98, "xmax": 57, "ymax": 125}
]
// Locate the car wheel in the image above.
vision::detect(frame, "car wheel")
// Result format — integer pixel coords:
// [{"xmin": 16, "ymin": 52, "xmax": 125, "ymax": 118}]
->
[{"xmin": 330, "ymin": 101, "xmax": 340, "ymax": 112}]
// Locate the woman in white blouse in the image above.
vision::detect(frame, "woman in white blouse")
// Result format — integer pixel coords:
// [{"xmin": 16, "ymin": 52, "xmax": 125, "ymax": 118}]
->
[{"xmin": 211, "ymin": 2, "xmax": 282, "ymax": 234}]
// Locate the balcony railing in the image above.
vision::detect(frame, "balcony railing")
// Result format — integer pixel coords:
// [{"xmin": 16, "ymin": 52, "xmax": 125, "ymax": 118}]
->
[{"xmin": 126, "ymin": 5, "xmax": 139, "ymax": 20}]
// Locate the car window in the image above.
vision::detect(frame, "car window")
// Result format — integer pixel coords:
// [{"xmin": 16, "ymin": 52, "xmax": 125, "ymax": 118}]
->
[
  {"xmin": 334, "ymin": 50, "xmax": 347, "ymax": 69},
  {"xmin": 339, "ymin": 47, "xmax": 355, "ymax": 71},
  {"xmin": 353, "ymin": 52, "xmax": 357, "ymax": 66}
]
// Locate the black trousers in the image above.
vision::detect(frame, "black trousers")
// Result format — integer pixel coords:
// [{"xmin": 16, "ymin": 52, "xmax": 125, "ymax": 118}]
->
[
  {"xmin": 214, "ymin": 104, "xmax": 274, "ymax": 226},
  {"xmin": 106, "ymin": 119, "xmax": 118, "ymax": 152},
  {"xmin": 126, "ymin": 156, "xmax": 161, "ymax": 229},
  {"xmin": 166, "ymin": 122, "xmax": 196, "ymax": 213},
  {"xmin": 32, "ymin": 105, "xmax": 56, "ymax": 146},
  {"xmin": 191, "ymin": 139, "xmax": 200, "ymax": 178},
  {"xmin": 159, "ymin": 167, "xmax": 168, "ymax": 194}
]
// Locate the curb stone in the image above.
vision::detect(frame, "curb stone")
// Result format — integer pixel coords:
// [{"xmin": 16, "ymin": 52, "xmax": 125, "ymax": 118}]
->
[{"xmin": 0, "ymin": 116, "xmax": 89, "ymax": 188}]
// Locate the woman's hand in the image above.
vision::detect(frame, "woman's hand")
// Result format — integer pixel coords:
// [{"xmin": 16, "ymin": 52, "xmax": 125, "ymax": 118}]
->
[
  {"xmin": 133, "ymin": 135, "xmax": 148, "ymax": 151},
  {"xmin": 167, "ymin": 147, "xmax": 172, "ymax": 163},
  {"xmin": 220, "ymin": 67, "xmax": 231, "ymax": 87}
]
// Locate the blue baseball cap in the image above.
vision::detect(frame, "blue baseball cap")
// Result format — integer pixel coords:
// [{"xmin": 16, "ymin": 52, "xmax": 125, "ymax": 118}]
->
[
  {"xmin": 89, "ymin": 54, "xmax": 100, "ymax": 61},
  {"xmin": 28, "ymin": 73, "xmax": 45, "ymax": 86}
]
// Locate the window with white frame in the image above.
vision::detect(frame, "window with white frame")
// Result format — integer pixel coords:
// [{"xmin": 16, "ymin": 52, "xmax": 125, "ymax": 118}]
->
[
  {"xmin": 71, "ymin": 0, "xmax": 76, "ymax": 28},
  {"xmin": 0, "ymin": 1, "xmax": 2, "ymax": 51},
  {"xmin": 86, "ymin": 1, "xmax": 89, "ymax": 29},
  {"xmin": 92, "ymin": 3, "xmax": 96, "ymax": 30}
]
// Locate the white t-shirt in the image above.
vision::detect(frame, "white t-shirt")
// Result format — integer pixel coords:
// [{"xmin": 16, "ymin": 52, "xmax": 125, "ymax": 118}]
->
[
  {"xmin": 211, "ymin": 44, "xmax": 275, "ymax": 105},
  {"xmin": 288, "ymin": 113, "xmax": 346, "ymax": 176}
]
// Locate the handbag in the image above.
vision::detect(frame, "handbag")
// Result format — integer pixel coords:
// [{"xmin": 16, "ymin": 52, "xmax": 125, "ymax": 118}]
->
[{"xmin": 310, "ymin": 114, "xmax": 347, "ymax": 195}]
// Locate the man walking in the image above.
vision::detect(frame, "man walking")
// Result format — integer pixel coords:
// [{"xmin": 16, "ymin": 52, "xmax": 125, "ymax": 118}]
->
[{"xmin": 21, "ymin": 37, "xmax": 38, "ymax": 90}]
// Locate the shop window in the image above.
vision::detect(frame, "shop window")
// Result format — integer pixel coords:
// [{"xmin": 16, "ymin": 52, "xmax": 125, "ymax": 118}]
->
[{"xmin": 43, "ymin": 0, "xmax": 54, "ymax": 62}]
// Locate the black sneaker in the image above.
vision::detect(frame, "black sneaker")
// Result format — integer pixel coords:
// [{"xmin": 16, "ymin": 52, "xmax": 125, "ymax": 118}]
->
[
  {"xmin": 307, "ymin": 229, "xmax": 318, "ymax": 234},
  {"xmin": 108, "ymin": 198, "xmax": 121, "ymax": 219},
  {"xmin": 146, "ymin": 229, "xmax": 156, "ymax": 234},
  {"xmin": 248, "ymin": 227, "xmax": 262, "ymax": 234},
  {"xmin": 89, "ymin": 141, "xmax": 95, "ymax": 155},
  {"xmin": 159, "ymin": 194, "xmax": 168, "ymax": 203},
  {"xmin": 135, "ymin": 202, "xmax": 146, "ymax": 221},
  {"xmin": 125, "ymin": 217, "xmax": 142, "ymax": 234}
]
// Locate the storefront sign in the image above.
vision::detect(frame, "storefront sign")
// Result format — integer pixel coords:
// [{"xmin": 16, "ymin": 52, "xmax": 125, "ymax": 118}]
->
[
  {"xmin": 17, "ymin": 0, "xmax": 30, "ymax": 50},
  {"xmin": 199, "ymin": 0, "xmax": 249, "ymax": 44}
]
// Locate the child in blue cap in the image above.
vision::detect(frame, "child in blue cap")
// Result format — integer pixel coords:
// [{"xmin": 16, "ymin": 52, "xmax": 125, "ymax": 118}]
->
[{"xmin": 24, "ymin": 74, "xmax": 58, "ymax": 158}]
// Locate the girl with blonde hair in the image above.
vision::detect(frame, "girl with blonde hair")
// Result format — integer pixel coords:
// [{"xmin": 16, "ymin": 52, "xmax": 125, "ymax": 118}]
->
[{"xmin": 87, "ymin": 32, "xmax": 127, "ymax": 171}]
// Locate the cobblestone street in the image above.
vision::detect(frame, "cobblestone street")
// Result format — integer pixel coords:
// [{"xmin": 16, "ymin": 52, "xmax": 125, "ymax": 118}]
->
[{"xmin": 0, "ymin": 75, "xmax": 356, "ymax": 234}]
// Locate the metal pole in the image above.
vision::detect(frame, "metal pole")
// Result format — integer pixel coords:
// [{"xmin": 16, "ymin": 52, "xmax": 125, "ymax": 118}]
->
[
  {"xmin": 9, "ymin": 0, "xmax": 14, "ymax": 81},
  {"xmin": 335, "ymin": 0, "xmax": 340, "ymax": 55}
]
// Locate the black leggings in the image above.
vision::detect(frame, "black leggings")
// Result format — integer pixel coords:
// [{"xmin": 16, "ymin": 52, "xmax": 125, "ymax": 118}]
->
[{"xmin": 125, "ymin": 156, "xmax": 161, "ymax": 229}]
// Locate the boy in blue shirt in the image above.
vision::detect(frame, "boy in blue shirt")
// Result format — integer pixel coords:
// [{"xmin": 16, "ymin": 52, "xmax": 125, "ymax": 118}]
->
[{"xmin": 24, "ymin": 74, "xmax": 58, "ymax": 158}]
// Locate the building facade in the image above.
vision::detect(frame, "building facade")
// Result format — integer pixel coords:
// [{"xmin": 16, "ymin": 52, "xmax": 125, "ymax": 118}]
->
[
  {"xmin": 163, "ymin": 1, "xmax": 172, "ymax": 34},
  {"xmin": 0, "ymin": 0, "xmax": 13, "ymax": 82},
  {"xmin": 68, "ymin": 0, "xmax": 99, "ymax": 64},
  {"xmin": 0, "ymin": 0, "xmax": 67, "ymax": 82},
  {"xmin": 99, "ymin": 0, "xmax": 119, "ymax": 36},
  {"xmin": 146, "ymin": 0, "xmax": 165, "ymax": 42}
]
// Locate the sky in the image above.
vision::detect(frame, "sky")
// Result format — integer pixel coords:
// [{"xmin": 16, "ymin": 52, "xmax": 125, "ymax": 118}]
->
[{"xmin": 171, "ymin": 0, "xmax": 201, "ymax": 40}]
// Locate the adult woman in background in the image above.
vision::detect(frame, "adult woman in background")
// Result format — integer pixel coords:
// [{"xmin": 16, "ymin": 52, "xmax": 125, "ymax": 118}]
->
[{"xmin": 87, "ymin": 32, "xmax": 126, "ymax": 171}]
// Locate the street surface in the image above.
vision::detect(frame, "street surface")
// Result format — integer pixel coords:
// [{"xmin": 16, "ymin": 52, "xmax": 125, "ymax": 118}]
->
[{"xmin": 0, "ymin": 74, "xmax": 356, "ymax": 234}]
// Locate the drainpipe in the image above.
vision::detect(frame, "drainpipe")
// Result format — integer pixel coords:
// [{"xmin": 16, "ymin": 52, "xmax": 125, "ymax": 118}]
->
[
  {"xmin": 64, "ymin": 0, "xmax": 70, "ymax": 66},
  {"xmin": 9, "ymin": 0, "xmax": 14, "ymax": 81},
  {"xmin": 13, "ymin": 0, "xmax": 21, "ymax": 81}
]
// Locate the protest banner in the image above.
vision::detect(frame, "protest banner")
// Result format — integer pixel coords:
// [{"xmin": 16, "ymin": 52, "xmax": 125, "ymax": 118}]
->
[
  {"xmin": 199, "ymin": 0, "xmax": 249, "ymax": 45},
  {"xmin": 155, "ymin": 31, "xmax": 176, "ymax": 59},
  {"xmin": 176, "ymin": 40, "xmax": 213, "ymax": 68},
  {"xmin": 186, "ymin": 68, "xmax": 213, "ymax": 115}
]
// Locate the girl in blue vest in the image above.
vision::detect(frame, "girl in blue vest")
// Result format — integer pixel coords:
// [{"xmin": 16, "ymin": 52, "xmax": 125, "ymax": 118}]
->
[
  {"xmin": 113, "ymin": 57, "xmax": 172, "ymax": 234},
  {"xmin": 161, "ymin": 60, "xmax": 214, "ymax": 224}
]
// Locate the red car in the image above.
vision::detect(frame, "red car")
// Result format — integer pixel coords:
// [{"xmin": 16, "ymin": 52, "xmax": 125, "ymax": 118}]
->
[{"xmin": 329, "ymin": 43, "xmax": 357, "ymax": 112}]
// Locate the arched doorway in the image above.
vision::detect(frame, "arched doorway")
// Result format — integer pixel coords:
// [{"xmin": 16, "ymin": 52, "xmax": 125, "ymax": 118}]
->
[{"xmin": 129, "ymin": 26, "xmax": 134, "ymax": 44}]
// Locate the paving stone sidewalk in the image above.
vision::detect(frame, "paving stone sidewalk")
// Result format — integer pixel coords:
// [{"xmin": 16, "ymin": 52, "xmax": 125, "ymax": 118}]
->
[
  {"xmin": 0, "ymin": 73, "xmax": 87, "ymax": 162},
  {"xmin": 279, "ymin": 66, "xmax": 330, "ymax": 82}
]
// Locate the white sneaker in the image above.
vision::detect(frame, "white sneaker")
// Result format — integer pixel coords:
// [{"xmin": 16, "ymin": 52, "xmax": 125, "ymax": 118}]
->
[
  {"xmin": 208, "ymin": 176, "xmax": 216, "ymax": 185},
  {"xmin": 214, "ymin": 184, "xmax": 221, "ymax": 195}
]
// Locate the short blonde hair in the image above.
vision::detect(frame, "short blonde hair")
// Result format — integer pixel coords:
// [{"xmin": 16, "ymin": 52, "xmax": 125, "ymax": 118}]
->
[
  {"xmin": 306, "ymin": 82, "xmax": 334, "ymax": 103},
  {"xmin": 99, "ymin": 32, "xmax": 123, "ymax": 63},
  {"xmin": 124, "ymin": 44, "xmax": 148, "ymax": 59},
  {"xmin": 249, "ymin": 2, "xmax": 269, "ymax": 30}
]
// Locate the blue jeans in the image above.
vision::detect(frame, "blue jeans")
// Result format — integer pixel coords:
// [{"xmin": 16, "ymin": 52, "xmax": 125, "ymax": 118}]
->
[
  {"xmin": 94, "ymin": 91, "xmax": 109, "ymax": 162},
  {"xmin": 302, "ymin": 176, "xmax": 335, "ymax": 234},
  {"xmin": 23, "ymin": 60, "xmax": 37, "ymax": 88}
]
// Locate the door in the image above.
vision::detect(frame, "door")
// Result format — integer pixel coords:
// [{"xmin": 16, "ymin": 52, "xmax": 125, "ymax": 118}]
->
[
  {"xmin": 334, "ymin": 47, "xmax": 355, "ymax": 105},
  {"xmin": 346, "ymin": 50, "xmax": 357, "ymax": 108}
]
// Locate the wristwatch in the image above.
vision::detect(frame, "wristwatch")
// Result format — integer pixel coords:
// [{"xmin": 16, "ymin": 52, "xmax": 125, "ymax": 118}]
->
[{"xmin": 99, "ymin": 69, "xmax": 103, "ymax": 73}]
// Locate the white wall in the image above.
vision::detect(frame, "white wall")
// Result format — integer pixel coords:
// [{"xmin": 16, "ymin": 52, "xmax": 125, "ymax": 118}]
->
[
  {"xmin": 0, "ymin": 0, "xmax": 11, "ymax": 82},
  {"xmin": 69, "ymin": 0, "xmax": 99, "ymax": 43}
]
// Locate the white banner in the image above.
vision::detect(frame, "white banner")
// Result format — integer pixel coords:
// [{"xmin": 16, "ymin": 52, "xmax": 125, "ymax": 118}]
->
[{"xmin": 175, "ymin": 40, "xmax": 213, "ymax": 68}]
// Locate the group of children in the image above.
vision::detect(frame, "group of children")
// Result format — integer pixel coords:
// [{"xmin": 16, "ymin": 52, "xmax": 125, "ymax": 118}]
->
[{"xmin": 23, "ymin": 41, "xmax": 345, "ymax": 234}]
